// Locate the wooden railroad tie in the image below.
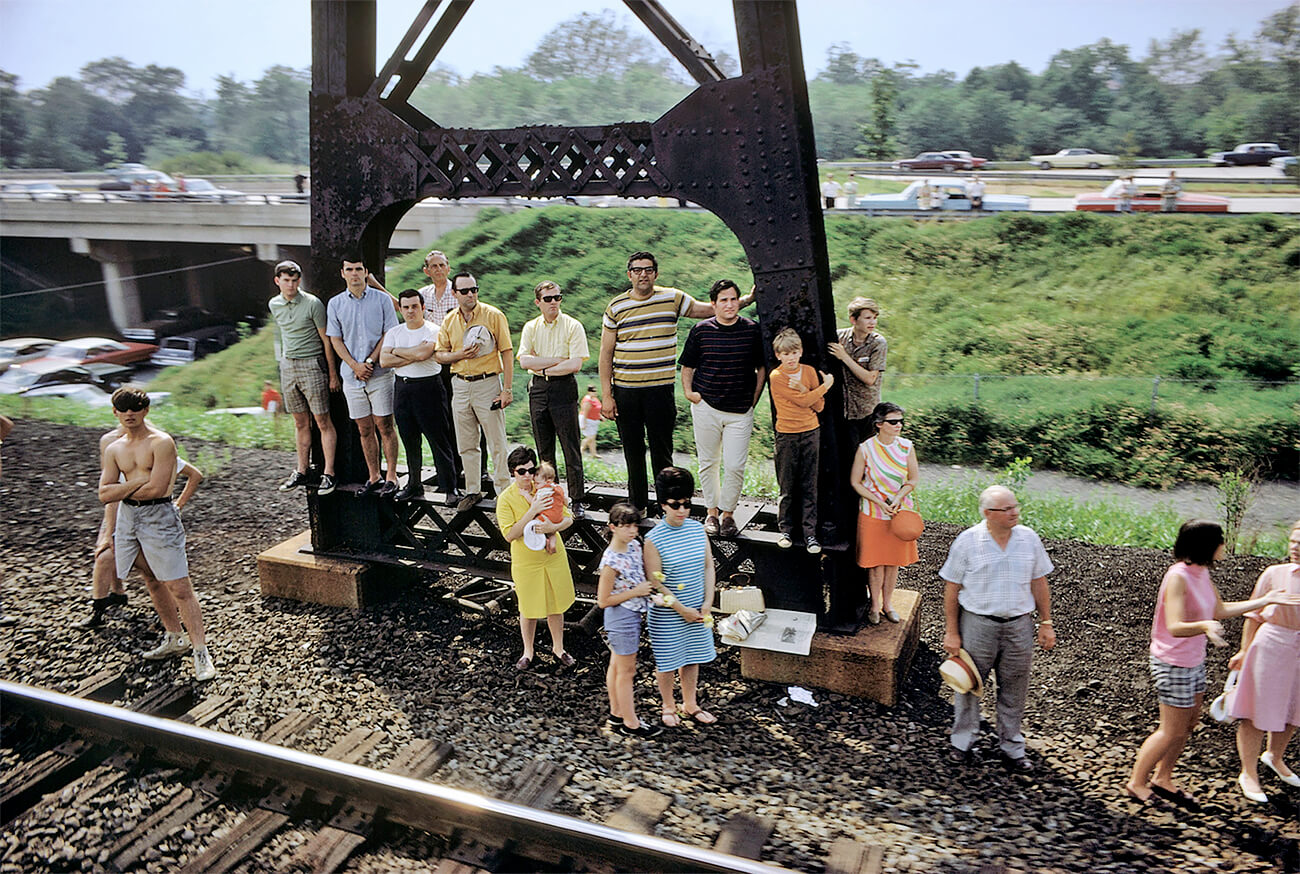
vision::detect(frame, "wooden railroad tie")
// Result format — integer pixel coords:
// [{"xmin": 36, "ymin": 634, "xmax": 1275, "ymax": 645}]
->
[{"xmin": 434, "ymin": 760, "xmax": 570, "ymax": 874}]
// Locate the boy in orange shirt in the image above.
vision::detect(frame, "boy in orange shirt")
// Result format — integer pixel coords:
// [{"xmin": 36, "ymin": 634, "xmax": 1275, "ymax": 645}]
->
[{"xmin": 768, "ymin": 327, "xmax": 833, "ymax": 554}]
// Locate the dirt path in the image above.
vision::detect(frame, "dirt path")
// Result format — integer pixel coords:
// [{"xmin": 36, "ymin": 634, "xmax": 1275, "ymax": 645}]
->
[{"xmin": 598, "ymin": 451, "xmax": 1298, "ymax": 536}]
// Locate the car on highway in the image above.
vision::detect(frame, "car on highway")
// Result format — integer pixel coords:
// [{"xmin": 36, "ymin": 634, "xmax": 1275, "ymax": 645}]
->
[
  {"xmin": 98, "ymin": 170, "xmax": 178, "ymax": 199},
  {"xmin": 894, "ymin": 151, "xmax": 975, "ymax": 171},
  {"xmin": 0, "ymin": 337, "xmax": 56, "ymax": 374},
  {"xmin": 123, "ymin": 306, "xmax": 222, "ymax": 343},
  {"xmin": 1029, "ymin": 148, "xmax": 1117, "ymax": 169},
  {"xmin": 0, "ymin": 361, "xmax": 133, "ymax": 395},
  {"xmin": 1270, "ymin": 155, "xmax": 1297, "ymax": 171},
  {"xmin": 19, "ymin": 383, "xmax": 170, "ymax": 407},
  {"xmin": 851, "ymin": 179, "xmax": 1030, "ymax": 212},
  {"xmin": 180, "ymin": 178, "xmax": 245, "ymax": 203},
  {"xmin": 1074, "ymin": 184, "xmax": 1230, "ymax": 213},
  {"xmin": 1, "ymin": 182, "xmax": 76, "ymax": 200},
  {"xmin": 1210, "ymin": 143, "xmax": 1292, "ymax": 166},
  {"xmin": 942, "ymin": 150, "xmax": 988, "ymax": 169},
  {"xmin": 29, "ymin": 336, "xmax": 158, "ymax": 367},
  {"xmin": 150, "ymin": 325, "xmax": 240, "ymax": 366}
]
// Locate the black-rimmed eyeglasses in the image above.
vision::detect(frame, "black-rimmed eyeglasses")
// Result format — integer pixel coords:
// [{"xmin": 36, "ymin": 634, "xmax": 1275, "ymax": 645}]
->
[{"xmin": 628, "ymin": 266, "xmax": 656, "ymax": 275}]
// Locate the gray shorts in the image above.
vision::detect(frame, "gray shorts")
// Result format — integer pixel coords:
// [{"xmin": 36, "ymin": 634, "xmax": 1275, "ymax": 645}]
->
[
  {"xmin": 115, "ymin": 501, "xmax": 189, "ymax": 582},
  {"xmin": 280, "ymin": 356, "xmax": 330, "ymax": 415},
  {"xmin": 1149, "ymin": 655, "xmax": 1206, "ymax": 708},
  {"xmin": 604, "ymin": 604, "xmax": 645, "ymax": 656},
  {"xmin": 343, "ymin": 370, "xmax": 395, "ymax": 419}
]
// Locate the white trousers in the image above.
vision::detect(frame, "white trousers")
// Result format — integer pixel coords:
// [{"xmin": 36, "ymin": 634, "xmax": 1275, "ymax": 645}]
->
[{"xmin": 689, "ymin": 399, "xmax": 754, "ymax": 513}]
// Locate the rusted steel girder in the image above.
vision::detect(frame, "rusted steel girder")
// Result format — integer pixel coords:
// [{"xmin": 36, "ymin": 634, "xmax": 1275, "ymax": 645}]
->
[{"xmin": 309, "ymin": 1, "xmax": 863, "ymax": 626}]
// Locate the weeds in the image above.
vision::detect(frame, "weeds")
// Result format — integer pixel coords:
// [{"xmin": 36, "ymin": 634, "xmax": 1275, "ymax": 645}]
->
[{"xmin": 1217, "ymin": 465, "xmax": 1258, "ymax": 555}]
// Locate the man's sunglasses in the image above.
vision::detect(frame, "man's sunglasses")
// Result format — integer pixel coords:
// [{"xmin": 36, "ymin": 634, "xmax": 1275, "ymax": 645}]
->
[
  {"xmin": 661, "ymin": 499, "xmax": 690, "ymax": 509},
  {"xmin": 540, "ymin": 294, "xmax": 562, "ymax": 303},
  {"xmin": 113, "ymin": 399, "xmax": 149, "ymax": 412},
  {"xmin": 456, "ymin": 286, "xmax": 479, "ymax": 295}
]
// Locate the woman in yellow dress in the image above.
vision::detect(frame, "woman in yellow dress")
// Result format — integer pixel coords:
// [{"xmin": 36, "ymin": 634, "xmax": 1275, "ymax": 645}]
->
[{"xmin": 496, "ymin": 445, "xmax": 576, "ymax": 670}]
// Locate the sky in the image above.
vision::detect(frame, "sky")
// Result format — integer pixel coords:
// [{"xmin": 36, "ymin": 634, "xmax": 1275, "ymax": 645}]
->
[{"xmin": 0, "ymin": 0, "xmax": 1290, "ymax": 95}]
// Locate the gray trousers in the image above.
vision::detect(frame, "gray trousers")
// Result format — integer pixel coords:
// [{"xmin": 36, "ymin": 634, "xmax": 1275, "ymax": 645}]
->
[{"xmin": 951, "ymin": 611, "xmax": 1034, "ymax": 758}]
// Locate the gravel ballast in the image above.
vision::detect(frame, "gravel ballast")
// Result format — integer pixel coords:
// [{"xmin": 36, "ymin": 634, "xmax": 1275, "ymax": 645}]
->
[{"xmin": 1, "ymin": 420, "xmax": 1297, "ymax": 873}]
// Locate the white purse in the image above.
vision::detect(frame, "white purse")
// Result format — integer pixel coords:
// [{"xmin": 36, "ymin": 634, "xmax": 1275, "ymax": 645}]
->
[{"xmin": 719, "ymin": 586, "xmax": 765, "ymax": 614}]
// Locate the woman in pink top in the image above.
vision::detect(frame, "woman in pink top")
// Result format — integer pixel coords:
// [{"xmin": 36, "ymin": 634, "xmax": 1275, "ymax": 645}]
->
[
  {"xmin": 1124, "ymin": 520, "xmax": 1300, "ymax": 807},
  {"xmin": 1229, "ymin": 519, "xmax": 1300, "ymax": 802}
]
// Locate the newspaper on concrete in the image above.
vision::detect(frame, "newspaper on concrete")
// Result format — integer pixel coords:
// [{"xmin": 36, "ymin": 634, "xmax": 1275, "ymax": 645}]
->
[{"xmin": 719, "ymin": 608, "xmax": 817, "ymax": 656}]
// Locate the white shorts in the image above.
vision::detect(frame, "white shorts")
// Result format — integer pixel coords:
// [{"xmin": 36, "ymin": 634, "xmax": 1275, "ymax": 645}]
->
[
  {"xmin": 581, "ymin": 417, "xmax": 599, "ymax": 438},
  {"xmin": 342, "ymin": 370, "xmax": 395, "ymax": 419}
]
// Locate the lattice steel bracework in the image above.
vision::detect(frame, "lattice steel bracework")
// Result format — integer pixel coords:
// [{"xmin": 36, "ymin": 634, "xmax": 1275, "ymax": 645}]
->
[{"xmin": 308, "ymin": 0, "xmax": 866, "ymax": 626}]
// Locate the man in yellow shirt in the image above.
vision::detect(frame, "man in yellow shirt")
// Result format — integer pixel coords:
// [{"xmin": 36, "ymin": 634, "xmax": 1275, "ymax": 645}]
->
[
  {"xmin": 435, "ymin": 272, "xmax": 514, "ymax": 512},
  {"xmin": 517, "ymin": 280, "xmax": 590, "ymax": 518}
]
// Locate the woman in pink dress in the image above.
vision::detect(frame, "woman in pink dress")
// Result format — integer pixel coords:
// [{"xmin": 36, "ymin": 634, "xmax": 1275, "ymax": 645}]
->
[
  {"xmin": 1124, "ymin": 520, "xmax": 1300, "ymax": 808},
  {"xmin": 1229, "ymin": 519, "xmax": 1300, "ymax": 802}
]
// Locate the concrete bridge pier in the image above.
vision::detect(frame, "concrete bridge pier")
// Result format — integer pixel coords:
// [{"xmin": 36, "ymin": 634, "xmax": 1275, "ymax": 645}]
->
[{"xmin": 73, "ymin": 239, "xmax": 143, "ymax": 333}]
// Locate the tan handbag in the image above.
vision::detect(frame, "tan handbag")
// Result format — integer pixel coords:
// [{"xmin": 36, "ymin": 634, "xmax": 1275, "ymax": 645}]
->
[{"xmin": 719, "ymin": 586, "xmax": 765, "ymax": 614}]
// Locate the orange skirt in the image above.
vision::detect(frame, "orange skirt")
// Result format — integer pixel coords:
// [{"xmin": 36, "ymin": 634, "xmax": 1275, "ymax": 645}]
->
[{"xmin": 857, "ymin": 514, "xmax": 919, "ymax": 569}]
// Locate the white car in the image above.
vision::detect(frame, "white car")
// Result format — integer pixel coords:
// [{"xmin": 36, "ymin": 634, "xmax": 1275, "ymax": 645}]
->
[
  {"xmin": 0, "ymin": 337, "xmax": 56, "ymax": 374},
  {"xmin": 180, "ymin": 178, "xmax": 246, "ymax": 202},
  {"xmin": 1029, "ymin": 148, "xmax": 1118, "ymax": 170}
]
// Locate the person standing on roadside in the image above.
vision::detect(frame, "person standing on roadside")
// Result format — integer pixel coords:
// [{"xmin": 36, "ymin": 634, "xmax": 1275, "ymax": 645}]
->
[
  {"xmin": 327, "ymin": 253, "xmax": 400, "ymax": 497},
  {"xmin": 827, "ymin": 296, "xmax": 887, "ymax": 450},
  {"xmin": 517, "ymin": 280, "xmax": 590, "ymax": 518},
  {"xmin": 843, "ymin": 172, "xmax": 860, "ymax": 208},
  {"xmin": 965, "ymin": 175, "xmax": 986, "ymax": 211},
  {"xmin": 679, "ymin": 279, "xmax": 766, "ymax": 538},
  {"xmin": 99, "ymin": 387, "xmax": 216, "ymax": 682},
  {"xmin": 380, "ymin": 290, "xmax": 458, "ymax": 503},
  {"xmin": 941, "ymin": 485, "xmax": 1054, "ymax": 773},
  {"xmin": 435, "ymin": 271, "xmax": 514, "ymax": 511},
  {"xmin": 598, "ymin": 251, "xmax": 750, "ymax": 512},
  {"xmin": 821, "ymin": 174, "xmax": 842, "ymax": 209},
  {"xmin": 1161, "ymin": 171, "xmax": 1182, "ymax": 213},
  {"xmin": 269, "ymin": 260, "xmax": 339, "ymax": 496}
]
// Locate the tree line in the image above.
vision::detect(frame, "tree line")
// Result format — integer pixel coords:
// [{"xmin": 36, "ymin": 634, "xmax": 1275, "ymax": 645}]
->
[{"xmin": 0, "ymin": 5, "xmax": 1296, "ymax": 172}]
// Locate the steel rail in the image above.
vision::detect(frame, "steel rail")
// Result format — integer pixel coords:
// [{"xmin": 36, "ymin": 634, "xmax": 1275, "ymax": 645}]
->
[{"xmin": 0, "ymin": 680, "xmax": 787, "ymax": 874}]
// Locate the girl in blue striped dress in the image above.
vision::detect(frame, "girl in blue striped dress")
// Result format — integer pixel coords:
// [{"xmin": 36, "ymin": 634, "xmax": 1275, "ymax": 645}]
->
[{"xmin": 644, "ymin": 467, "xmax": 718, "ymax": 727}]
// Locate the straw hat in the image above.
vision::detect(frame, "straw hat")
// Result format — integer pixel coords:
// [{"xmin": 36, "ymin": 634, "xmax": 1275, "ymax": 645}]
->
[
  {"xmin": 890, "ymin": 508, "xmax": 925, "ymax": 541},
  {"xmin": 939, "ymin": 648, "xmax": 983, "ymax": 696}
]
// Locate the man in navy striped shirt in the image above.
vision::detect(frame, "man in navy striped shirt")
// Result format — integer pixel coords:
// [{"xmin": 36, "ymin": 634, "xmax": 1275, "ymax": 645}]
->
[{"xmin": 679, "ymin": 280, "xmax": 766, "ymax": 538}]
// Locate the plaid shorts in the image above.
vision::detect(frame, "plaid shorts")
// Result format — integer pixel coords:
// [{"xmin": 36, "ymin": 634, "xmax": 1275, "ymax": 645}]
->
[
  {"xmin": 1149, "ymin": 655, "xmax": 1207, "ymax": 708},
  {"xmin": 279, "ymin": 356, "xmax": 330, "ymax": 415}
]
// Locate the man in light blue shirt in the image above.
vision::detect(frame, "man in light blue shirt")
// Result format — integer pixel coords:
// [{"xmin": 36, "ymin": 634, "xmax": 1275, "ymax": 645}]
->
[{"xmin": 326, "ymin": 253, "xmax": 400, "ymax": 497}]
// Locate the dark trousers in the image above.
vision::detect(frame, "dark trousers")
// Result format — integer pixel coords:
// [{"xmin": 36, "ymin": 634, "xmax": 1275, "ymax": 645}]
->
[
  {"xmin": 774, "ymin": 427, "xmax": 819, "ymax": 541},
  {"xmin": 612, "ymin": 383, "xmax": 676, "ymax": 511},
  {"xmin": 529, "ymin": 374, "xmax": 584, "ymax": 501},
  {"xmin": 394, "ymin": 375, "xmax": 458, "ymax": 495}
]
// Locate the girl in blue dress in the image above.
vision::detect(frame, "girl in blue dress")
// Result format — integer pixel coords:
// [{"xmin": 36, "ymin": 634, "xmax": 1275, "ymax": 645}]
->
[{"xmin": 644, "ymin": 467, "xmax": 718, "ymax": 727}]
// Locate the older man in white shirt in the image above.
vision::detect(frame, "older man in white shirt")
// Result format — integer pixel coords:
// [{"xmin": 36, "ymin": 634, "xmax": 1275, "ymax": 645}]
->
[{"xmin": 940, "ymin": 485, "xmax": 1057, "ymax": 773}]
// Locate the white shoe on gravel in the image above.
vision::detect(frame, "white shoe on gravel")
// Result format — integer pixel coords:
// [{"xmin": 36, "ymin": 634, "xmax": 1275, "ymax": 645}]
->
[
  {"xmin": 193, "ymin": 646, "xmax": 217, "ymax": 682},
  {"xmin": 143, "ymin": 632, "xmax": 191, "ymax": 661}
]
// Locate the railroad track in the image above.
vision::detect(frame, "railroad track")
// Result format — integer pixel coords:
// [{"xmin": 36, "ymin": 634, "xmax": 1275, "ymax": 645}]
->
[{"xmin": 1, "ymin": 678, "xmax": 884, "ymax": 873}]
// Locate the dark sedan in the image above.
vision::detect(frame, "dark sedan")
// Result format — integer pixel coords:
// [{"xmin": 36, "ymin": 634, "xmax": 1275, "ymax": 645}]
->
[{"xmin": 893, "ymin": 151, "xmax": 974, "ymax": 171}]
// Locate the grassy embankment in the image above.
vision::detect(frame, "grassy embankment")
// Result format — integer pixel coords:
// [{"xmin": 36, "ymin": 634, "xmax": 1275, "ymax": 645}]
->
[{"xmin": 7, "ymin": 208, "xmax": 1295, "ymax": 551}]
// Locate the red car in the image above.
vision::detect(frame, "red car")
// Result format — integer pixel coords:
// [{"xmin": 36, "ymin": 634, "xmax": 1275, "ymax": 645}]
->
[
  {"xmin": 1074, "ymin": 186, "xmax": 1230, "ymax": 213},
  {"xmin": 27, "ymin": 336, "xmax": 158, "ymax": 368}
]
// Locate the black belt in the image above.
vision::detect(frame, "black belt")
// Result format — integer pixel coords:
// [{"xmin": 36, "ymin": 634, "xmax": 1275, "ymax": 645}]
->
[
  {"xmin": 531, "ymin": 372, "xmax": 575, "ymax": 383},
  {"xmin": 454, "ymin": 372, "xmax": 496, "ymax": 382},
  {"xmin": 396, "ymin": 374, "xmax": 439, "ymax": 383},
  {"xmin": 972, "ymin": 612, "xmax": 1028, "ymax": 623},
  {"xmin": 124, "ymin": 496, "xmax": 172, "ymax": 507}
]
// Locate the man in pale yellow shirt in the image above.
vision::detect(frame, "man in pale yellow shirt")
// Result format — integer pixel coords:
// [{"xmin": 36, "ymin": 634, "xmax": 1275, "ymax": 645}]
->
[
  {"xmin": 435, "ymin": 271, "xmax": 514, "ymax": 512},
  {"xmin": 517, "ymin": 280, "xmax": 590, "ymax": 518}
]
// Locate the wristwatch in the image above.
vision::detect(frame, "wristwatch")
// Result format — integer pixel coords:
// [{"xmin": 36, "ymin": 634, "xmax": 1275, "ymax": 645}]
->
[{"xmin": 364, "ymin": 357, "xmax": 373, "ymax": 365}]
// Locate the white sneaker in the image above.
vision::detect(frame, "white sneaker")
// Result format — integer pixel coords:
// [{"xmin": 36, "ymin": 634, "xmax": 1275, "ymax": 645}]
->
[
  {"xmin": 143, "ymin": 632, "xmax": 191, "ymax": 661},
  {"xmin": 193, "ymin": 646, "xmax": 217, "ymax": 682}
]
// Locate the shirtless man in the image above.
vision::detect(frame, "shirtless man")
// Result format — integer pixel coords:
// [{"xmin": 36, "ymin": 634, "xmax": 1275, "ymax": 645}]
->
[
  {"xmin": 80, "ymin": 426, "xmax": 203, "ymax": 628},
  {"xmin": 98, "ymin": 386, "xmax": 216, "ymax": 681}
]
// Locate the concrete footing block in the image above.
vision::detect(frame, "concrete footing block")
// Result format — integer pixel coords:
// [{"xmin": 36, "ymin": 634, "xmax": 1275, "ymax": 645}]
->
[{"xmin": 257, "ymin": 530, "xmax": 412, "ymax": 608}]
